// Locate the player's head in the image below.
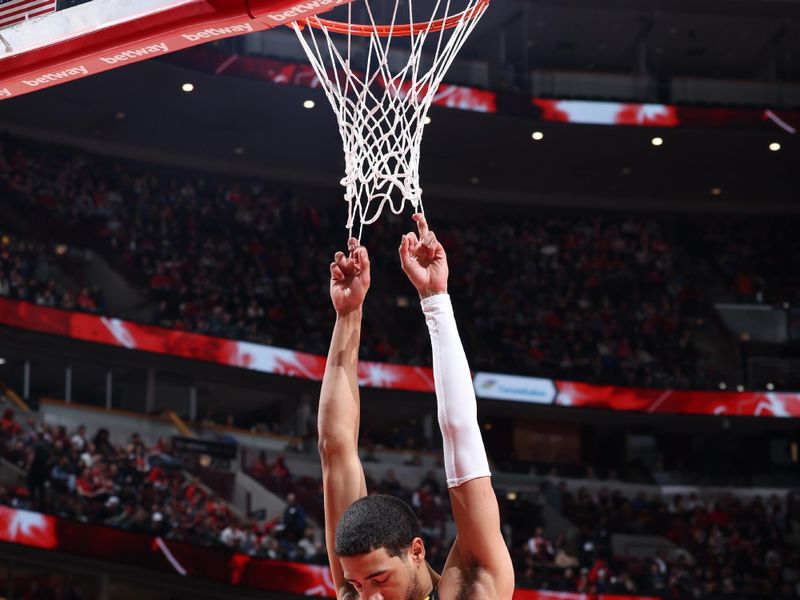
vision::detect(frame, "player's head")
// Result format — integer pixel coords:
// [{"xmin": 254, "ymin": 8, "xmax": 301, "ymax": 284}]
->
[{"xmin": 335, "ymin": 495, "xmax": 428, "ymax": 600}]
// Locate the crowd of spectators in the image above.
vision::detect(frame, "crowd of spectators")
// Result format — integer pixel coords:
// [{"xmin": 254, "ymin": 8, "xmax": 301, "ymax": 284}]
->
[
  {"xmin": 0, "ymin": 236, "xmax": 105, "ymax": 313},
  {"xmin": 2, "ymin": 397, "xmax": 800, "ymax": 598},
  {"xmin": 0, "ymin": 134, "xmax": 737, "ymax": 389},
  {"xmin": 247, "ymin": 447, "xmax": 800, "ymax": 598},
  {"xmin": 0, "ymin": 407, "xmax": 325, "ymax": 564},
  {"xmin": 698, "ymin": 218, "xmax": 800, "ymax": 306},
  {"xmin": 532, "ymin": 482, "xmax": 800, "ymax": 598}
]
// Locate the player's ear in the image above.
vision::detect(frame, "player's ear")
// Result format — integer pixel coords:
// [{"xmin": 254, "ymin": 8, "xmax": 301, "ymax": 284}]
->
[{"xmin": 410, "ymin": 537, "xmax": 426, "ymax": 566}]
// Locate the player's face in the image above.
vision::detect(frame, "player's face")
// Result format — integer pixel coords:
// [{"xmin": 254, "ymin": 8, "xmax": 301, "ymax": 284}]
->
[{"xmin": 341, "ymin": 545, "xmax": 425, "ymax": 600}]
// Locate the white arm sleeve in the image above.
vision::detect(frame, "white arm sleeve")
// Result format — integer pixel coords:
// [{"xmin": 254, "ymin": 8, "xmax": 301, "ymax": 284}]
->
[{"xmin": 422, "ymin": 293, "xmax": 491, "ymax": 488}]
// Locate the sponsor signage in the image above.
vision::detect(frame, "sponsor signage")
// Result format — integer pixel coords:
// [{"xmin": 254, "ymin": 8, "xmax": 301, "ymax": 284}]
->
[
  {"xmin": 474, "ymin": 372, "xmax": 556, "ymax": 404},
  {"xmin": 0, "ymin": 0, "xmax": 354, "ymax": 99}
]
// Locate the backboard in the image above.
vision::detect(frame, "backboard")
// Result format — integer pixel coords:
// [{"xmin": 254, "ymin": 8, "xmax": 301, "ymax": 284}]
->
[{"xmin": 0, "ymin": 0, "xmax": 354, "ymax": 99}]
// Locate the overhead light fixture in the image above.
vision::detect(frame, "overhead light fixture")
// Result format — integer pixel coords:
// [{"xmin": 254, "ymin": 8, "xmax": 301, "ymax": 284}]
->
[
  {"xmin": 303, "ymin": 99, "xmax": 316, "ymax": 109},
  {"xmin": 115, "ymin": 111, "xmax": 126, "ymax": 120},
  {"xmin": 710, "ymin": 187, "xmax": 722, "ymax": 196},
  {"xmin": 736, "ymin": 385, "xmax": 745, "ymax": 392},
  {"xmin": 181, "ymin": 83, "xmax": 194, "ymax": 93},
  {"xmin": 469, "ymin": 176, "xmax": 480, "ymax": 185},
  {"xmin": 719, "ymin": 382, "xmax": 727, "ymax": 390},
  {"xmin": 532, "ymin": 131, "xmax": 544, "ymax": 141},
  {"xmin": 767, "ymin": 383, "xmax": 775, "ymax": 391},
  {"xmin": 234, "ymin": 147, "xmax": 244, "ymax": 155},
  {"xmin": 423, "ymin": 116, "xmax": 432, "ymax": 125},
  {"xmin": 769, "ymin": 142, "xmax": 781, "ymax": 152},
  {"xmin": 651, "ymin": 137, "xmax": 664, "ymax": 147},
  {"xmin": 0, "ymin": 358, "xmax": 6, "ymax": 366},
  {"xmin": 506, "ymin": 492, "xmax": 518, "ymax": 501}
]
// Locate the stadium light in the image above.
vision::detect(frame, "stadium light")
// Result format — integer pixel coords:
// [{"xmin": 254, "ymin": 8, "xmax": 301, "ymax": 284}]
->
[
  {"xmin": 769, "ymin": 142, "xmax": 781, "ymax": 152},
  {"xmin": 0, "ymin": 358, "xmax": 5, "ymax": 365},
  {"xmin": 736, "ymin": 385, "xmax": 745, "ymax": 392},
  {"xmin": 303, "ymin": 99, "xmax": 316, "ymax": 109},
  {"xmin": 718, "ymin": 382, "xmax": 727, "ymax": 390},
  {"xmin": 181, "ymin": 83, "xmax": 194, "ymax": 92},
  {"xmin": 423, "ymin": 116, "xmax": 432, "ymax": 125},
  {"xmin": 767, "ymin": 383, "xmax": 775, "ymax": 391},
  {"xmin": 710, "ymin": 187, "xmax": 722, "ymax": 196},
  {"xmin": 532, "ymin": 131, "xmax": 544, "ymax": 141},
  {"xmin": 651, "ymin": 137, "xmax": 664, "ymax": 147}
]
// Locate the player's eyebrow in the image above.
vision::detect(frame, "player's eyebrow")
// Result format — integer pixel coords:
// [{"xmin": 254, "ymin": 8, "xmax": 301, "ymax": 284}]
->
[
  {"xmin": 346, "ymin": 570, "xmax": 388, "ymax": 583},
  {"xmin": 366, "ymin": 570, "xmax": 388, "ymax": 580},
  {"xmin": 345, "ymin": 570, "xmax": 388, "ymax": 586}
]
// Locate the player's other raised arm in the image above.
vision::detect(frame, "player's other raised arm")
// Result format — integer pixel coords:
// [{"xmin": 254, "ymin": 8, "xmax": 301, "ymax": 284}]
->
[
  {"xmin": 399, "ymin": 215, "xmax": 515, "ymax": 599},
  {"xmin": 319, "ymin": 239, "xmax": 370, "ymax": 598}
]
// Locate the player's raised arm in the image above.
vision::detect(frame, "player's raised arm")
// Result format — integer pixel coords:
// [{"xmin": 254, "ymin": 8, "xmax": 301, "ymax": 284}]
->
[
  {"xmin": 399, "ymin": 215, "xmax": 515, "ymax": 600},
  {"xmin": 319, "ymin": 239, "xmax": 370, "ymax": 598}
]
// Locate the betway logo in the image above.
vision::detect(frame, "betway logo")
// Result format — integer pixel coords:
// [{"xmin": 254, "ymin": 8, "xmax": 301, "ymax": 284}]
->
[
  {"xmin": 0, "ymin": 88, "xmax": 11, "ymax": 98},
  {"xmin": 100, "ymin": 42, "xmax": 168, "ymax": 65},
  {"xmin": 182, "ymin": 23, "xmax": 253, "ymax": 42},
  {"xmin": 22, "ymin": 66, "xmax": 88, "ymax": 87},
  {"xmin": 266, "ymin": 0, "xmax": 346, "ymax": 23}
]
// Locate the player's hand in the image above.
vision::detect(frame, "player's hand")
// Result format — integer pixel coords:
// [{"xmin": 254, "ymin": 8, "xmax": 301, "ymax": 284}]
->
[
  {"xmin": 399, "ymin": 213, "xmax": 449, "ymax": 300},
  {"xmin": 330, "ymin": 238, "xmax": 371, "ymax": 317}
]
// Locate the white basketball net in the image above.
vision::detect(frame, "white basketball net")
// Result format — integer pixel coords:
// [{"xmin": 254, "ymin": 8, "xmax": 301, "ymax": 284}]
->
[{"xmin": 290, "ymin": 0, "xmax": 488, "ymax": 240}]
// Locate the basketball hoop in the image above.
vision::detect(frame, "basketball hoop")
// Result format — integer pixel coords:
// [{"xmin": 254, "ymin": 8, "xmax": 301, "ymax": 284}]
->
[{"xmin": 289, "ymin": 0, "xmax": 490, "ymax": 240}]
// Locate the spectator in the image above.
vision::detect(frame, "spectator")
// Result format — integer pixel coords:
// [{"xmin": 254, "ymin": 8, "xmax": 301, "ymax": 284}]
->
[{"xmin": 280, "ymin": 492, "xmax": 306, "ymax": 543}]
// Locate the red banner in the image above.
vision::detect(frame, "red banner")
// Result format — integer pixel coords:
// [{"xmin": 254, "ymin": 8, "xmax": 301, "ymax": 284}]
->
[
  {"xmin": 555, "ymin": 381, "xmax": 800, "ymax": 418},
  {"xmin": 2, "ymin": 298, "xmax": 799, "ymax": 418},
  {"xmin": 0, "ymin": 297, "xmax": 435, "ymax": 393},
  {"xmin": 532, "ymin": 98, "xmax": 800, "ymax": 132},
  {"xmin": 0, "ymin": 506, "xmax": 657, "ymax": 600}
]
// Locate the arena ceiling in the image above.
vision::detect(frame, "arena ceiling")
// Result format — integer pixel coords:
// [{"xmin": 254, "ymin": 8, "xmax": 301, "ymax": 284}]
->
[{"xmin": 467, "ymin": 0, "xmax": 800, "ymax": 82}]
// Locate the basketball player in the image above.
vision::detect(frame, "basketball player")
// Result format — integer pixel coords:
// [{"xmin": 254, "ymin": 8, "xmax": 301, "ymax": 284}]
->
[{"xmin": 319, "ymin": 214, "xmax": 514, "ymax": 600}]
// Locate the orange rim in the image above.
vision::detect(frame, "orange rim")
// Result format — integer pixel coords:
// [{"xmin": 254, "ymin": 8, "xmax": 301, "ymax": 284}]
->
[{"xmin": 293, "ymin": 0, "xmax": 489, "ymax": 37}]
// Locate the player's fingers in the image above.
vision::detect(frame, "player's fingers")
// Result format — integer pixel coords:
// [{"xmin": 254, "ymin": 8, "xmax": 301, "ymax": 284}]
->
[
  {"xmin": 357, "ymin": 246, "xmax": 370, "ymax": 269},
  {"xmin": 412, "ymin": 232, "xmax": 435, "ymax": 259},
  {"xmin": 330, "ymin": 262, "xmax": 344, "ymax": 281},
  {"xmin": 422, "ymin": 231, "xmax": 438, "ymax": 248},
  {"xmin": 335, "ymin": 251, "xmax": 350, "ymax": 273},
  {"xmin": 413, "ymin": 213, "xmax": 429, "ymax": 238},
  {"xmin": 399, "ymin": 235, "xmax": 411, "ymax": 269},
  {"xmin": 347, "ymin": 237, "xmax": 359, "ymax": 255},
  {"xmin": 356, "ymin": 248, "xmax": 371, "ymax": 284}
]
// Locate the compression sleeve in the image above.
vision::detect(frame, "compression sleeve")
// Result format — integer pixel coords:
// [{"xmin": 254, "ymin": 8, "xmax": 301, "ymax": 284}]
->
[{"xmin": 422, "ymin": 293, "xmax": 491, "ymax": 488}]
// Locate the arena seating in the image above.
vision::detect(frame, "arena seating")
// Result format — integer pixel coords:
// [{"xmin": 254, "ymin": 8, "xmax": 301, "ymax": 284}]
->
[{"xmin": 9, "ymin": 135, "xmax": 800, "ymax": 390}]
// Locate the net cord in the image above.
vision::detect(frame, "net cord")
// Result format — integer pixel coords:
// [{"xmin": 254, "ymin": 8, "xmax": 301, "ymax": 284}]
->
[{"xmin": 291, "ymin": 0, "xmax": 487, "ymax": 240}]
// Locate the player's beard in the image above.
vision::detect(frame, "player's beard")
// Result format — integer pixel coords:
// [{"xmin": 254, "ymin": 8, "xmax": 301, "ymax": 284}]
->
[{"xmin": 403, "ymin": 565, "xmax": 426, "ymax": 600}]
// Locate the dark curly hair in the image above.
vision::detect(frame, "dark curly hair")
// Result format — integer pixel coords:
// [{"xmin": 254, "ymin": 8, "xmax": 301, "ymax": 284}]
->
[{"xmin": 335, "ymin": 495, "xmax": 422, "ymax": 557}]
